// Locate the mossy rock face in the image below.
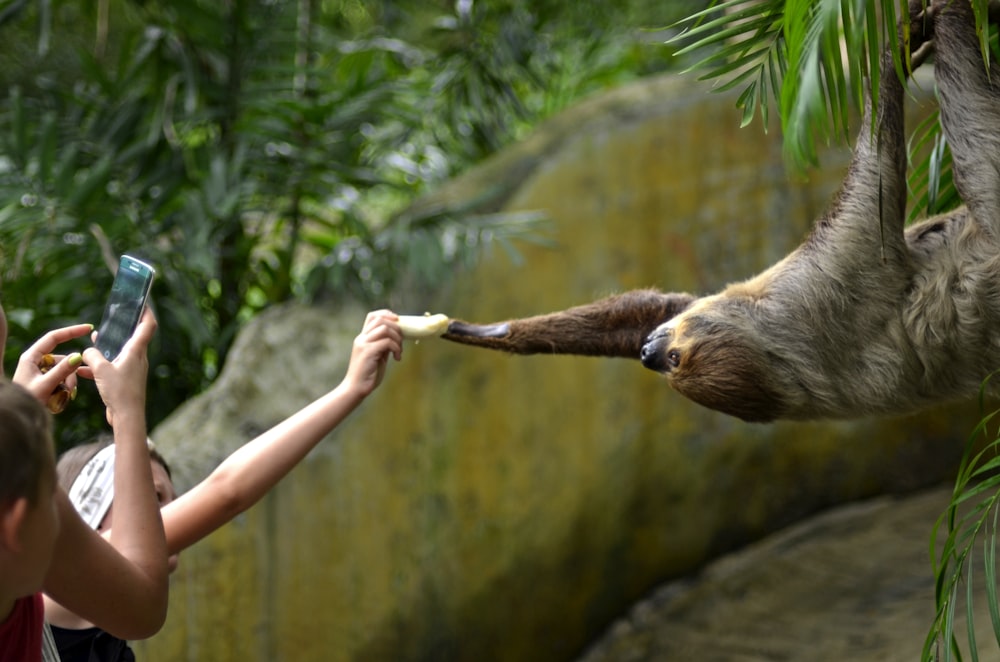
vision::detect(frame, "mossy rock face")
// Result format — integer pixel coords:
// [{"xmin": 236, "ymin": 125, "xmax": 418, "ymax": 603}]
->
[
  {"xmin": 137, "ymin": 72, "xmax": 964, "ymax": 662},
  {"xmin": 577, "ymin": 486, "xmax": 977, "ymax": 662}
]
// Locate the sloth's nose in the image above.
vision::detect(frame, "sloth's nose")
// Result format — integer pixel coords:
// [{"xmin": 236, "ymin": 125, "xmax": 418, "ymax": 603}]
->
[{"xmin": 640, "ymin": 336, "xmax": 667, "ymax": 372}]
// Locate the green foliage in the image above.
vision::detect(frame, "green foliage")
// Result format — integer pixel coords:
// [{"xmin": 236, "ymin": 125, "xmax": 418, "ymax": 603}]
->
[
  {"xmin": 665, "ymin": 0, "xmax": 995, "ymax": 223},
  {"xmin": 925, "ymin": 380, "xmax": 1000, "ymax": 661},
  {"xmin": 668, "ymin": 1, "xmax": 787, "ymax": 133},
  {"xmin": 907, "ymin": 108, "xmax": 959, "ymax": 223},
  {"xmin": 668, "ymin": 0, "xmax": 904, "ymax": 167},
  {"xmin": 0, "ymin": 0, "xmax": 693, "ymax": 445}
]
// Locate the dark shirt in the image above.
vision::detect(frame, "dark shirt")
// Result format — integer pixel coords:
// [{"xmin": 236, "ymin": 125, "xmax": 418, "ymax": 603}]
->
[{"xmin": 50, "ymin": 625, "xmax": 135, "ymax": 662}]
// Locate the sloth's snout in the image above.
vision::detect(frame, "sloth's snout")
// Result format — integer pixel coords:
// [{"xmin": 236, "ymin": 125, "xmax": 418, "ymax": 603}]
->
[{"xmin": 640, "ymin": 333, "xmax": 669, "ymax": 372}]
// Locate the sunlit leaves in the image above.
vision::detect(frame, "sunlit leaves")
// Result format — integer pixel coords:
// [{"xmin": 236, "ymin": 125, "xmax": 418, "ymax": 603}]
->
[
  {"xmin": 0, "ymin": 0, "xmax": 686, "ymax": 443},
  {"xmin": 906, "ymin": 108, "xmax": 959, "ymax": 223},
  {"xmin": 669, "ymin": 1, "xmax": 929, "ymax": 169},
  {"xmin": 669, "ymin": 0, "xmax": 785, "ymax": 131}
]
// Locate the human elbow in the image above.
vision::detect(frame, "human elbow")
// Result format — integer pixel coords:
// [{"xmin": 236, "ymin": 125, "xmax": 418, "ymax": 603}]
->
[{"xmin": 105, "ymin": 591, "xmax": 168, "ymax": 640}]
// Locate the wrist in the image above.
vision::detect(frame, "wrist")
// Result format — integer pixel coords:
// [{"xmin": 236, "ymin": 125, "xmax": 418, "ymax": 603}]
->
[
  {"xmin": 334, "ymin": 380, "xmax": 368, "ymax": 407},
  {"xmin": 111, "ymin": 410, "xmax": 148, "ymax": 441}
]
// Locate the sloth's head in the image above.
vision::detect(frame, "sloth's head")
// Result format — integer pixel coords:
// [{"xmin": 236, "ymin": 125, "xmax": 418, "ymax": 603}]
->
[{"xmin": 640, "ymin": 295, "xmax": 789, "ymax": 423}]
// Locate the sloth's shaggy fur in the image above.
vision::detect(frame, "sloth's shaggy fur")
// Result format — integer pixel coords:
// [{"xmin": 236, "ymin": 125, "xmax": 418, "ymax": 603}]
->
[{"xmin": 443, "ymin": 1, "xmax": 1000, "ymax": 423}]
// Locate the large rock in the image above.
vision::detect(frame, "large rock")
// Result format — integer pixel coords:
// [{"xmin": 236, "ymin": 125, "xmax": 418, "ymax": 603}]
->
[
  {"xmin": 576, "ymin": 486, "xmax": 994, "ymax": 662},
  {"xmin": 136, "ymin": 71, "xmax": 975, "ymax": 662}
]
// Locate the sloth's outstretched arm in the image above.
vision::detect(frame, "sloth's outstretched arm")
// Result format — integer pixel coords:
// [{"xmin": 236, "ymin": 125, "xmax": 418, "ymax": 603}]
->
[
  {"xmin": 933, "ymin": 1, "xmax": 1000, "ymax": 230},
  {"xmin": 438, "ymin": 4, "xmax": 931, "ymax": 367},
  {"xmin": 442, "ymin": 289, "xmax": 695, "ymax": 359}
]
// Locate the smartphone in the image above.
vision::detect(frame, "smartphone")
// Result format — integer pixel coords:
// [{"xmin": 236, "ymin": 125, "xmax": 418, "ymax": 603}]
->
[{"xmin": 94, "ymin": 255, "xmax": 156, "ymax": 361}]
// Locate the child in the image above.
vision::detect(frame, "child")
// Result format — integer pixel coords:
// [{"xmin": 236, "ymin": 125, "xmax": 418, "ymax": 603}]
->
[
  {"xmin": 0, "ymin": 379, "xmax": 60, "ymax": 661},
  {"xmin": 0, "ymin": 306, "xmax": 169, "ymax": 661},
  {"xmin": 40, "ymin": 309, "xmax": 404, "ymax": 661}
]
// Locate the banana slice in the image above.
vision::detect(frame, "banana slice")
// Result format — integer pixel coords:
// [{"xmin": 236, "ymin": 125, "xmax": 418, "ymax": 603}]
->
[{"xmin": 398, "ymin": 313, "xmax": 450, "ymax": 338}]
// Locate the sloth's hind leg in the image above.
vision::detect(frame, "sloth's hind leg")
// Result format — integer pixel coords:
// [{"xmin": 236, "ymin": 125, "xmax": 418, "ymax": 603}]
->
[{"xmin": 933, "ymin": 0, "xmax": 1000, "ymax": 232}]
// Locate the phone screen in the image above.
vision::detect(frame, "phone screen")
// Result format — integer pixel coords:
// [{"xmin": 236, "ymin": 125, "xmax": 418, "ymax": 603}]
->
[{"xmin": 95, "ymin": 255, "xmax": 155, "ymax": 361}]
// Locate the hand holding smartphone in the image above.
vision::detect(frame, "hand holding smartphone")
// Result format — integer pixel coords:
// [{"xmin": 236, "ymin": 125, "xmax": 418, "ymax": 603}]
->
[{"xmin": 95, "ymin": 255, "xmax": 156, "ymax": 361}]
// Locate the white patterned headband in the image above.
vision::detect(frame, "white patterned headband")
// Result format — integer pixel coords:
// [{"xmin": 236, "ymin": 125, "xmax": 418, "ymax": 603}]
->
[
  {"xmin": 67, "ymin": 444, "xmax": 117, "ymax": 529},
  {"xmin": 66, "ymin": 439, "xmax": 157, "ymax": 530}
]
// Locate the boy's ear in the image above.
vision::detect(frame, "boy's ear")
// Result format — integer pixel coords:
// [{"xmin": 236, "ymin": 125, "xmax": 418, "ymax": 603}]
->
[{"xmin": 0, "ymin": 497, "xmax": 29, "ymax": 553}]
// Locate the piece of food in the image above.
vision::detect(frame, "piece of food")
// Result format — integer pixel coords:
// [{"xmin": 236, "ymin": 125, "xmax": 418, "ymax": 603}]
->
[
  {"xmin": 398, "ymin": 313, "xmax": 450, "ymax": 338},
  {"xmin": 38, "ymin": 353, "xmax": 71, "ymax": 414}
]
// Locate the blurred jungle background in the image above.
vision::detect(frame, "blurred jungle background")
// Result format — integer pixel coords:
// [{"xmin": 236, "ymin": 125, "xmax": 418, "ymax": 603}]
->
[
  {"xmin": 4, "ymin": 1, "xmax": 999, "ymax": 660},
  {"xmin": 0, "ymin": 0, "xmax": 704, "ymax": 447}
]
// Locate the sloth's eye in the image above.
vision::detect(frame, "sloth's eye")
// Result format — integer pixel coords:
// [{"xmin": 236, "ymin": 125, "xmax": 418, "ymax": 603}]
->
[{"xmin": 666, "ymin": 349, "xmax": 681, "ymax": 368}]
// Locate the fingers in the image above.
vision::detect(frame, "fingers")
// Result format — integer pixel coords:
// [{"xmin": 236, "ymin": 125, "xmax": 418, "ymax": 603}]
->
[
  {"xmin": 82, "ymin": 329, "xmax": 152, "ymax": 421},
  {"xmin": 363, "ymin": 309, "xmax": 400, "ymax": 332},
  {"xmin": 40, "ymin": 352, "xmax": 82, "ymax": 381},
  {"xmin": 42, "ymin": 352, "xmax": 83, "ymax": 397},
  {"xmin": 81, "ymin": 345, "xmax": 108, "ymax": 375},
  {"xmin": 82, "ymin": 308, "xmax": 156, "ymax": 377},
  {"xmin": 19, "ymin": 323, "xmax": 93, "ymax": 368},
  {"xmin": 361, "ymin": 310, "xmax": 403, "ymax": 361},
  {"xmin": 12, "ymin": 352, "xmax": 80, "ymax": 413},
  {"xmin": 341, "ymin": 310, "xmax": 406, "ymax": 396},
  {"xmin": 34, "ymin": 353, "xmax": 82, "ymax": 414},
  {"xmin": 88, "ymin": 306, "xmax": 158, "ymax": 369},
  {"xmin": 118, "ymin": 307, "xmax": 158, "ymax": 360},
  {"xmin": 139, "ymin": 305, "xmax": 158, "ymax": 330},
  {"xmin": 11, "ymin": 323, "xmax": 93, "ymax": 411}
]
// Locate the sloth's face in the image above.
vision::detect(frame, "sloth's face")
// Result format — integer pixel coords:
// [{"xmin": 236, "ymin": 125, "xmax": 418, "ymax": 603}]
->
[{"xmin": 641, "ymin": 297, "xmax": 787, "ymax": 422}]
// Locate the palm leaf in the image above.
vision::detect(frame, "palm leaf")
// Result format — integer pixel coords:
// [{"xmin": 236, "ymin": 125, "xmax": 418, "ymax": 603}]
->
[
  {"xmin": 668, "ymin": 2, "xmax": 932, "ymax": 169},
  {"xmin": 924, "ymin": 377, "xmax": 1000, "ymax": 661},
  {"xmin": 906, "ymin": 109, "xmax": 954, "ymax": 222},
  {"xmin": 986, "ymin": 508, "xmax": 1000, "ymax": 643},
  {"xmin": 669, "ymin": 0, "xmax": 785, "ymax": 132}
]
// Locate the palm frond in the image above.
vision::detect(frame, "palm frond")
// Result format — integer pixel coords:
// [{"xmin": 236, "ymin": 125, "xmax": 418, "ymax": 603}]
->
[
  {"xmin": 668, "ymin": 0, "xmax": 786, "ymax": 132},
  {"xmin": 666, "ymin": 1, "xmax": 993, "ymax": 221},
  {"xmin": 906, "ymin": 108, "xmax": 960, "ymax": 223},
  {"xmin": 668, "ymin": 1, "xmax": 922, "ymax": 168},
  {"xmin": 779, "ymin": 0, "xmax": 902, "ymax": 167},
  {"xmin": 924, "ymin": 378, "xmax": 1000, "ymax": 661}
]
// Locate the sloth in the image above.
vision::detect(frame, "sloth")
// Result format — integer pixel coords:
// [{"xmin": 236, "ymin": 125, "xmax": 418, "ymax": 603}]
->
[{"xmin": 437, "ymin": 1, "xmax": 1000, "ymax": 423}]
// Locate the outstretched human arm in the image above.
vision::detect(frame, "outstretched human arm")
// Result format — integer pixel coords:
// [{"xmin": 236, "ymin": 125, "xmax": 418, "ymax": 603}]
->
[
  {"xmin": 159, "ymin": 309, "xmax": 402, "ymax": 554},
  {"xmin": 42, "ymin": 309, "xmax": 168, "ymax": 639}
]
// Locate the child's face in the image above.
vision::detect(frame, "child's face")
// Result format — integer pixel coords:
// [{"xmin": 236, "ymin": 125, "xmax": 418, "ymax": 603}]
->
[
  {"xmin": 96, "ymin": 460, "xmax": 178, "ymax": 572},
  {"xmin": 18, "ymin": 475, "xmax": 60, "ymax": 594}
]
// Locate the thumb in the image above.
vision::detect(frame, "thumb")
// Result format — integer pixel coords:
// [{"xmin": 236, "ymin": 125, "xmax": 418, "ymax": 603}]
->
[
  {"xmin": 127, "ymin": 308, "xmax": 158, "ymax": 351},
  {"xmin": 82, "ymin": 346, "xmax": 109, "ymax": 370}
]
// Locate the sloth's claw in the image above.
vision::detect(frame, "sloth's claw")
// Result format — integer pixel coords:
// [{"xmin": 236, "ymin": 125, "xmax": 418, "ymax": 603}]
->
[{"xmin": 445, "ymin": 321, "xmax": 511, "ymax": 338}]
